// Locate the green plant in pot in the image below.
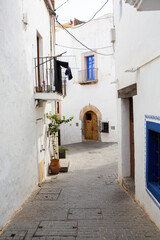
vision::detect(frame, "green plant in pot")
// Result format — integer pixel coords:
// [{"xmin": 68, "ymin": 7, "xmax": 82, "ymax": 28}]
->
[
  {"xmin": 46, "ymin": 113, "xmax": 73, "ymax": 174},
  {"xmin": 59, "ymin": 146, "xmax": 69, "ymax": 159}
]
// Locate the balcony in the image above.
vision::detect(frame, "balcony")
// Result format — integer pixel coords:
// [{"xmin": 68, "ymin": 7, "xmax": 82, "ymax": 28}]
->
[
  {"xmin": 78, "ymin": 68, "xmax": 98, "ymax": 85},
  {"xmin": 34, "ymin": 57, "xmax": 64, "ymax": 101}
]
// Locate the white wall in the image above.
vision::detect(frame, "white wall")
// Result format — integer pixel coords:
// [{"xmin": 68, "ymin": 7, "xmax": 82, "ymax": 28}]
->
[
  {"xmin": 114, "ymin": 1, "xmax": 160, "ymax": 89},
  {"xmin": 0, "ymin": 0, "xmax": 53, "ymax": 230},
  {"xmin": 118, "ymin": 98, "xmax": 130, "ymax": 182},
  {"xmin": 134, "ymin": 58, "xmax": 160, "ymax": 228},
  {"xmin": 114, "ymin": 0, "xmax": 160, "ymax": 228},
  {"xmin": 56, "ymin": 14, "xmax": 118, "ymax": 144}
]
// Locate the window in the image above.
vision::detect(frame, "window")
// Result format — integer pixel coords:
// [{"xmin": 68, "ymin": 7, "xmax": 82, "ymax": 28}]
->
[
  {"xmin": 146, "ymin": 121, "xmax": 160, "ymax": 203},
  {"xmin": 119, "ymin": 0, "xmax": 123, "ymax": 20},
  {"xmin": 87, "ymin": 55, "xmax": 95, "ymax": 81},
  {"xmin": 101, "ymin": 122, "xmax": 109, "ymax": 133},
  {"xmin": 86, "ymin": 113, "xmax": 92, "ymax": 120},
  {"xmin": 57, "ymin": 101, "xmax": 60, "ymax": 113},
  {"xmin": 79, "ymin": 52, "xmax": 98, "ymax": 84}
]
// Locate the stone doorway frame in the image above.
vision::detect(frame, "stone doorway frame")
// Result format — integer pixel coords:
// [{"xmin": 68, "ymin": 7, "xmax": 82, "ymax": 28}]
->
[{"xmin": 79, "ymin": 105, "xmax": 102, "ymax": 141}]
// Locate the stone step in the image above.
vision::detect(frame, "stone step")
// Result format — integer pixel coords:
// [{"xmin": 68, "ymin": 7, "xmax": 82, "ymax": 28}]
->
[{"xmin": 60, "ymin": 159, "xmax": 69, "ymax": 172}]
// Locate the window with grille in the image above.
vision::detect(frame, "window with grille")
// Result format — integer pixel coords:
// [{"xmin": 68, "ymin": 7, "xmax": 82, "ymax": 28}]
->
[
  {"xmin": 86, "ymin": 113, "xmax": 92, "ymax": 120},
  {"xmin": 101, "ymin": 122, "xmax": 109, "ymax": 133},
  {"xmin": 146, "ymin": 121, "xmax": 160, "ymax": 203}
]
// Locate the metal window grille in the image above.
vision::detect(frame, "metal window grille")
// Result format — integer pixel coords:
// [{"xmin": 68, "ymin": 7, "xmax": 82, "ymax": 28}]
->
[
  {"xmin": 146, "ymin": 121, "xmax": 160, "ymax": 203},
  {"xmin": 149, "ymin": 130, "xmax": 160, "ymax": 187},
  {"xmin": 101, "ymin": 122, "xmax": 109, "ymax": 133}
]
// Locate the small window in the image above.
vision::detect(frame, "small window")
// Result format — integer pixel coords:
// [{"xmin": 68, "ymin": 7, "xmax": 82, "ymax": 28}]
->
[
  {"xmin": 101, "ymin": 122, "xmax": 109, "ymax": 133},
  {"xmin": 86, "ymin": 113, "xmax": 92, "ymax": 120},
  {"xmin": 146, "ymin": 121, "xmax": 160, "ymax": 203},
  {"xmin": 119, "ymin": 0, "xmax": 123, "ymax": 20},
  {"xmin": 57, "ymin": 102, "xmax": 60, "ymax": 113}
]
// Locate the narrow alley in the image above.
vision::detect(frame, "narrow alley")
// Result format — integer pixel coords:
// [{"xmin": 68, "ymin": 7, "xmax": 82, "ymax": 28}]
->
[{"xmin": 1, "ymin": 142, "xmax": 160, "ymax": 240}]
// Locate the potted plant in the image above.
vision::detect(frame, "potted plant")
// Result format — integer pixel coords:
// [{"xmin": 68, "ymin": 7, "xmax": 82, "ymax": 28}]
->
[
  {"xmin": 59, "ymin": 146, "xmax": 69, "ymax": 159},
  {"xmin": 46, "ymin": 113, "xmax": 73, "ymax": 174}
]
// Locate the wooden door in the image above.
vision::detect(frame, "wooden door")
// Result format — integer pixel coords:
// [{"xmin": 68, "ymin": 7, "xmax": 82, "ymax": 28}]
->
[
  {"xmin": 85, "ymin": 112, "xmax": 92, "ymax": 139},
  {"xmin": 129, "ymin": 98, "xmax": 135, "ymax": 179},
  {"xmin": 92, "ymin": 112, "xmax": 98, "ymax": 140},
  {"xmin": 85, "ymin": 111, "xmax": 98, "ymax": 140}
]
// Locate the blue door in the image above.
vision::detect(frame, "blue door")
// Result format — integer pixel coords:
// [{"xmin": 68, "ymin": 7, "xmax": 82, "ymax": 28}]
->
[{"xmin": 87, "ymin": 55, "xmax": 95, "ymax": 81}]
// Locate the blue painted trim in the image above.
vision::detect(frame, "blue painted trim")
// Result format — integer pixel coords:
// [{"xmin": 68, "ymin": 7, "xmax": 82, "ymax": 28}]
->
[
  {"xmin": 145, "ymin": 116, "xmax": 160, "ymax": 207},
  {"xmin": 146, "ymin": 188, "xmax": 160, "ymax": 209},
  {"xmin": 145, "ymin": 115, "xmax": 160, "ymax": 121},
  {"xmin": 86, "ymin": 55, "xmax": 95, "ymax": 81}
]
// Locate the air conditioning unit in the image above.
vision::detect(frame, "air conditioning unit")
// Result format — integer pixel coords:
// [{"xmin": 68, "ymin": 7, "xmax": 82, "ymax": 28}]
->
[{"xmin": 110, "ymin": 28, "xmax": 115, "ymax": 43}]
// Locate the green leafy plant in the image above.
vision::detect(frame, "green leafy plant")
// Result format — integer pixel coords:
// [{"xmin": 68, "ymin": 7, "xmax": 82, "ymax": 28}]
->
[
  {"xmin": 59, "ymin": 146, "xmax": 69, "ymax": 153},
  {"xmin": 46, "ymin": 113, "xmax": 73, "ymax": 159}
]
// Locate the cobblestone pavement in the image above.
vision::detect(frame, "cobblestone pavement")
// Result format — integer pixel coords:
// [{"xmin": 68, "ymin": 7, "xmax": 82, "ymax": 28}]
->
[{"xmin": 1, "ymin": 142, "xmax": 160, "ymax": 240}]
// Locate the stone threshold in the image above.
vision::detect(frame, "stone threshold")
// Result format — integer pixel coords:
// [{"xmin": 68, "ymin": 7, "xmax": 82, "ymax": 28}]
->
[{"xmin": 122, "ymin": 177, "xmax": 135, "ymax": 199}]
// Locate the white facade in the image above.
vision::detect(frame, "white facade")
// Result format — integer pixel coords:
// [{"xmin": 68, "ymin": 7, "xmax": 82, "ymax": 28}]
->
[
  {"xmin": 56, "ymin": 14, "xmax": 118, "ymax": 145},
  {"xmin": 114, "ymin": 0, "xmax": 160, "ymax": 228},
  {"xmin": 0, "ymin": 0, "xmax": 60, "ymax": 230}
]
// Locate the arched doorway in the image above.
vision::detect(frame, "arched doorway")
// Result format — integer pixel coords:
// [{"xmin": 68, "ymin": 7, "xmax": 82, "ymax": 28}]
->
[
  {"xmin": 79, "ymin": 105, "xmax": 102, "ymax": 141},
  {"xmin": 85, "ymin": 111, "xmax": 98, "ymax": 140}
]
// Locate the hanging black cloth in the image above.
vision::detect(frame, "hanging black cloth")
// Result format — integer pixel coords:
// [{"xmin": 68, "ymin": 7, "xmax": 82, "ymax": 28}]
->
[
  {"xmin": 65, "ymin": 66, "xmax": 73, "ymax": 80},
  {"xmin": 54, "ymin": 59, "xmax": 68, "ymax": 94}
]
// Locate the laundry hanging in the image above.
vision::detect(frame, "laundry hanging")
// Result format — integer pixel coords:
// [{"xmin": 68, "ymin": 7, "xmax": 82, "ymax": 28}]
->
[
  {"xmin": 65, "ymin": 66, "xmax": 73, "ymax": 80},
  {"xmin": 54, "ymin": 59, "xmax": 73, "ymax": 94}
]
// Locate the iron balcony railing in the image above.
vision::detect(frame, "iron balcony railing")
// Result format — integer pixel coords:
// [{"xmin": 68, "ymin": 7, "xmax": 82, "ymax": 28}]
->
[
  {"xmin": 78, "ymin": 68, "xmax": 98, "ymax": 84},
  {"xmin": 34, "ymin": 57, "xmax": 67, "ymax": 96},
  {"xmin": 34, "ymin": 57, "xmax": 55, "ymax": 92}
]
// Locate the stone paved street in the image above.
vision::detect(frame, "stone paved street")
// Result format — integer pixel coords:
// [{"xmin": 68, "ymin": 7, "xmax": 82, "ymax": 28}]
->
[{"xmin": 1, "ymin": 142, "xmax": 160, "ymax": 240}]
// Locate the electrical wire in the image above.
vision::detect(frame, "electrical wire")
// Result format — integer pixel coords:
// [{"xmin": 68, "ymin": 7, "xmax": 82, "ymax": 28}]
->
[
  {"xmin": 56, "ymin": 43, "xmax": 113, "ymax": 50},
  {"xmin": 73, "ymin": 0, "xmax": 110, "ymax": 29},
  {"xmin": 55, "ymin": 0, "xmax": 70, "ymax": 11},
  {"xmin": 56, "ymin": 17, "xmax": 113, "ymax": 57}
]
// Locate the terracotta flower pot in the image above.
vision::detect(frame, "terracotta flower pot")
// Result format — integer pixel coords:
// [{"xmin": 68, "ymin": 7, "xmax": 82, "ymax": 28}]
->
[{"xmin": 49, "ymin": 159, "xmax": 61, "ymax": 174}]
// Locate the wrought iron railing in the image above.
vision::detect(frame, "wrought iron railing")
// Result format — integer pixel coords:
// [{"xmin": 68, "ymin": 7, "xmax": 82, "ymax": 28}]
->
[
  {"xmin": 34, "ymin": 57, "xmax": 55, "ymax": 93},
  {"xmin": 78, "ymin": 68, "xmax": 98, "ymax": 84}
]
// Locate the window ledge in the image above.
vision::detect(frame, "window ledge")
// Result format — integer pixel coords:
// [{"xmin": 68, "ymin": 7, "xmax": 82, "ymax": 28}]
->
[
  {"xmin": 34, "ymin": 92, "xmax": 62, "ymax": 101},
  {"xmin": 147, "ymin": 182, "xmax": 160, "ymax": 203},
  {"xmin": 79, "ymin": 79, "xmax": 98, "ymax": 85}
]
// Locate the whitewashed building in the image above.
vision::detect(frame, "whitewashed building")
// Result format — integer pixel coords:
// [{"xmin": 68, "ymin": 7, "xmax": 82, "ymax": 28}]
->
[
  {"xmin": 56, "ymin": 14, "xmax": 118, "ymax": 145},
  {"xmin": 114, "ymin": 0, "xmax": 160, "ymax": 228},
  {"xmin": 0, "ymin": 0, "xmax": 62, "ymax": 230}
]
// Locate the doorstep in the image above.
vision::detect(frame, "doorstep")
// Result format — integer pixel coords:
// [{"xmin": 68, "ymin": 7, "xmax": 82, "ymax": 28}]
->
[
  {"xmin": 122, "ymin": 177, "xmax": 135, "ymax": 199},
  {"xmin": 60, "ymin": 159, "xmax": 70, "ymax": 173}
]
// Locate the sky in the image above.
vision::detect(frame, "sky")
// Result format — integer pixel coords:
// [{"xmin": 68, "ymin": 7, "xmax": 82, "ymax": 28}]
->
[{"xmin": 55, "ymin": 0, "xmax": 113, "ymax": 23}]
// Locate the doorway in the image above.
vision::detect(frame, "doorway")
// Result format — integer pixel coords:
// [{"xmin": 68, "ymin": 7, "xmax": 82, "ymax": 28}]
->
[
  {"xmin": 129, "ymin": 98, "xmax": 135, "ymax": 179},
  {"xmin": 36, "ymin": 119, "xmax": 45, "ymax": 184},
  {"xmin": 85, "ymin": 111, "xmax": 98, "ymax": 140}
]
